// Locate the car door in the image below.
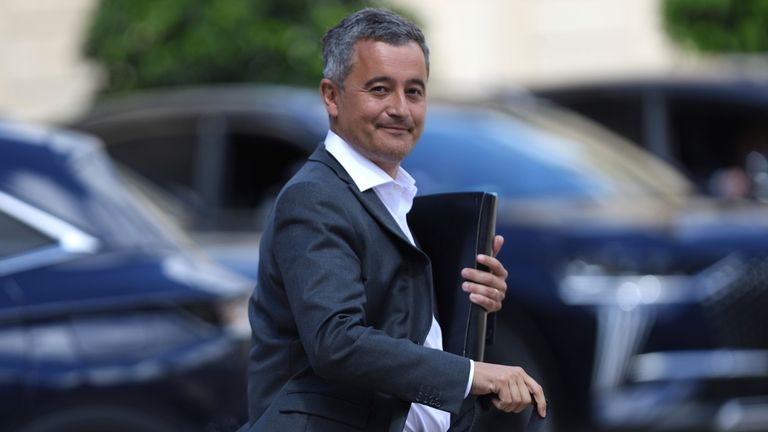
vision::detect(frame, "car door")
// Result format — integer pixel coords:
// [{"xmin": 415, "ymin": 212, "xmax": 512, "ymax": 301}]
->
[{"xmin": 0, "ymin": 206, "xmax": 62, "ymax": 429}]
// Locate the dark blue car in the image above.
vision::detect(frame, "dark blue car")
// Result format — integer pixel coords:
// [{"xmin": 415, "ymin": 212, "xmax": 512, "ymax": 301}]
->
[
  {"xmin": 0, "ymin": 121, "xmax": 253, "ymax": 432},
  {"xmin": 408, "ymin": 103, "xmax": 768, "ymax": 431},
  {"xmin": 73, "ymin": 85, "xmax": 768, "ymax": 431}
]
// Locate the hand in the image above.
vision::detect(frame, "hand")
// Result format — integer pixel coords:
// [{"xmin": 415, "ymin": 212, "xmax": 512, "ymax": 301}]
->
[
  {"xmin": 472, "ymin": 361, "xmax": 547, "ymax": 418},
  {"xmin": 461, "ymin": 235, "xmax": 508, "ymax": 312}
]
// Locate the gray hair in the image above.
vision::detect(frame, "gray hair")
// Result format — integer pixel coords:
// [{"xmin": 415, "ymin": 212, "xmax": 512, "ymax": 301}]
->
[{"xmin": 321, "ymin": 8, "xmax": 430, "ymax": 87}]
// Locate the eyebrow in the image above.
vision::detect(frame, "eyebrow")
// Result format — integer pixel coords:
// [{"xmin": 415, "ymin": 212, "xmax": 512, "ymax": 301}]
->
[{"xmin": 363, "ymin": 76, "xmax": 426, "ymax": 89}]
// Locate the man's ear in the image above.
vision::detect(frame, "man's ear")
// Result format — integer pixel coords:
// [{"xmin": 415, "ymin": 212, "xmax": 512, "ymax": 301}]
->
[{"xmin": 320, "ymin": 78, "xmax": 340, "ymax": 118}]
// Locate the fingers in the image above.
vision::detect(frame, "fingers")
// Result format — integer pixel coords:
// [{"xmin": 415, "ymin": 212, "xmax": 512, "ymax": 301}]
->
[
  {"xmin": 488, "ymin": 367, "xmax": 534, "ymax": 413},
  {"xmin": 471, "ymin": 363, "xmax": 546, "ymax": 416},
  {"xmin": 526, "ymin": 376, "xmax": 548, "ymax": 418},
  {"xmin": 492, "ymin": 370, "xmax": 513, "ymax": 411},
  {"xmin": 463, "ymin": 255, "xmax": 508, "ymax": 288},
  {"xmin": 462, "ymin": 271, "xmax": 506, "ymax": 294},
  {"xmin": 465, "ymin": 239, "xmax": 509, "ymax": 290},
  {"xmin": 462, "ymin": 257, "xmax": 508, "ymax": 312},
  {"xmin": 492, "ymin": 234, "xmax": 504, "ymax": 257},
  {"xmin": 476, "ymin": 254, "xmax": 509, "ymax": 280},
  {"xmin": 464, "ymin": 284, "xmax": 504, "ymax": 312},
  {"xmin": 461, "ymin": 236, "xmax": 509, "ymax": 312}
]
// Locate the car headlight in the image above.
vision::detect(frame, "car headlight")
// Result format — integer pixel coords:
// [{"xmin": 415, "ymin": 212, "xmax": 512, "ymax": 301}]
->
[{"xmin": 558, "ymin": 255, "xmax": 744, "ymax": 310}]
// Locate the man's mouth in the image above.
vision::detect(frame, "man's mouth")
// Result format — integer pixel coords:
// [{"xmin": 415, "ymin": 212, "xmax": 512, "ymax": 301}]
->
[{"xmin": 378, "ymin": 124, "xmax": 411, "ymax": 133}]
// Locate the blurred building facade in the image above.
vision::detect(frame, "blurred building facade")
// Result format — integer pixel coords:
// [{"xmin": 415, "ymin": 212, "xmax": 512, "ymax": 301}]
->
[
  {"xmin": 0, "ymin": 0, "xmax": 697, "ymax": 123},
  {"xmin": 0, "ymin": 0, "xmax": 99, "ymax": 123},
  {"xmin": 391, "ymin": 0, "xmax": 697, "ymax": 97}
]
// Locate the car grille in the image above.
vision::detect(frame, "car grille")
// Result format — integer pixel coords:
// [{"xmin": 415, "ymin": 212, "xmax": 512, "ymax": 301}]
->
[{"xmin": 702, "ymin": 257, "xmax": 768, "ymax": 348}]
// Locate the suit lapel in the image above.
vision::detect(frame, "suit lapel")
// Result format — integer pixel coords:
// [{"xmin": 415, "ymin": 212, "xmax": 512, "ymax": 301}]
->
[
  {"xmin": 308, "ymin": 145, "xmax": 423, "ymax": 253},
  {"xmin": 310, "ymin": 145, "xmax": 436, "ymax": 343}
]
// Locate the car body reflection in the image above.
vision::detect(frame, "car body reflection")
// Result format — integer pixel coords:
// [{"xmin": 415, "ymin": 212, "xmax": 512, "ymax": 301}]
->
[{"xmin": 0, "ymin": 120, "xmax": 252, "ymax": 432}]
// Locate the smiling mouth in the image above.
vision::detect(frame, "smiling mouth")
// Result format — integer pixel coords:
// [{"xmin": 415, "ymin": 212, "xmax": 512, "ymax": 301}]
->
[{"xmin": 378, "ymin": 125, "xmax": 411, "ymax": 133}]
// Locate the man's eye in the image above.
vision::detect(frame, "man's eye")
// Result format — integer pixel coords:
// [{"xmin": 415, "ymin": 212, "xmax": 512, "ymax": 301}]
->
[
  {"xmin": 407, "ymin": 88, "xmax": 424, "ymax": 97},
  {"xmin": 369, "ymin": 86, "xmax": 388, "ymax": 94}
]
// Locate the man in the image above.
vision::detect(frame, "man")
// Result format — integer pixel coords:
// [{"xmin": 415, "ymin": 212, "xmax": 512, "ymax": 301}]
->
[{"xmin": 241, "ymin": 8, "xmax": 546, "ymax": 432}]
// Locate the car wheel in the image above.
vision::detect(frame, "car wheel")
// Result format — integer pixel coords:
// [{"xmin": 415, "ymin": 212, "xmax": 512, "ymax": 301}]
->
[
  {"xmin": 470, "ymin": 317, "xmax": 559, "ymax": 432},
  {"xmin": 16, "ymin": 405, "xmax": 185, "ymax": 432}
]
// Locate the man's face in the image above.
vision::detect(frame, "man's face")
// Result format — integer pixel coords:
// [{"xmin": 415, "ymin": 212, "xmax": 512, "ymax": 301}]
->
[{"xmin": 321, "ymin": 40, "xmax": 428, "ymax": 177}]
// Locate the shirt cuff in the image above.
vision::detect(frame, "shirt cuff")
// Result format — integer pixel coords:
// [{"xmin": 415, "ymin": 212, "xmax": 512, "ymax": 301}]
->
[{"xmin": 464, "ymin": 359, "xmax": 474, "ymax": 398}]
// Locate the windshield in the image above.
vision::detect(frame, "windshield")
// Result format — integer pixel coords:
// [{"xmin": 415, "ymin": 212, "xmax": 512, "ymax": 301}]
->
[
  {"xmin": 405, "ymin": 103, "xmax": 692, "ymax": 200},
  {"xmin": 1, "ymin": 129, "xmax": 187, "ymax": 251}
]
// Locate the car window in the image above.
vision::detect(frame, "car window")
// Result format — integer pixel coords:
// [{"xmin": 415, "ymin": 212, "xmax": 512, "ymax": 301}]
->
[
  {"xmin": 668, "ymin": 97, "xmax": 768, "ymax": 188},
  {"xmin": 220, "ymin": 133, "xmax": 309, "ymax": 231},
  {"xmin": 406, "ymin": 104, "xmax": 692, "ymax": 201},
  {"xmin": 542, "ymin": 92, "xmax": 646, "ymax": 150},
  {"xmin": 0, "ymin": 211, "xmax": 55, "ymax": 259},
  {"xmin": 2, "ymin": 135, "xmax": 184, "ymax": 252},
  {"xmin": 109, "ymin": 134, "xmax": 198, "ymax": 200},
  {"xmin": 107, "ymin": 130, "xmax": 309, "ymax": 232}
]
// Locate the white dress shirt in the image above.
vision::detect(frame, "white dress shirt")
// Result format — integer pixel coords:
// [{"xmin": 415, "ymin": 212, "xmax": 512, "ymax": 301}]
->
[{"xmin": 324, "ymin": 131, "xmax": 473, "ymax": 432}]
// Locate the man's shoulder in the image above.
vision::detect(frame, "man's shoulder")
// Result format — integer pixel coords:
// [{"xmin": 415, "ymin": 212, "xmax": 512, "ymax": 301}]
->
[
  {"xmin": 274, "ymin": 157, "xmax": 353, "ymax": 208},
  {"xmin": 283, "ymin": 156, "xmax": 345, "ymax": 191}
]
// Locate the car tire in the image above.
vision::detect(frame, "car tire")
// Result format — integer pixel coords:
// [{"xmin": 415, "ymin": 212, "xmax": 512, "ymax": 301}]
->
[
  {"xmin": 16, "ymin": 405, "xmax": 184, "ymax": 432},
  {"xmin": 470, "ymin": 316, "xmax": 559, "ymax": 432}
]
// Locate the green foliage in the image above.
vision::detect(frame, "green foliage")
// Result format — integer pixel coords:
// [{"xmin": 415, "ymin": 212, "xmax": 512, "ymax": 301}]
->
[
  {"xmin": 663, "ymin": 0, "xmax": 768, "ymax": 53},
  {"xmin": 84, "ymin": 0, "xmax": 387, "ymax": 94}
]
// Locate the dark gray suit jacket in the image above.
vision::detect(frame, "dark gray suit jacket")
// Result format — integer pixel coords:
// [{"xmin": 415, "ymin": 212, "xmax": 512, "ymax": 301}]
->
[{"xmin": 242, "ymin": 146, "xmax": 471, "ymax": 431}]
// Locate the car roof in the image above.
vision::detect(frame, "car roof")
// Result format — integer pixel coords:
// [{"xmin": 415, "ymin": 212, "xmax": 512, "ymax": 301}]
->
[
  {"xmin": 0, "ymin": 119, "xmax": 101, "ymax": 152},
  {"xmin": 83, "ymin": 84, "xmax": 321, "ymax": 114},
  {"xmin": 532, "ymin": 74, "xmax": 768, "ymax": 106},
  {"xmin": 0, "ymin": 120, "xmax": 103, "ymax": 181},
  {"xmin": 71, "ymin": 84, "xmax": 329, "ymax": 152}
]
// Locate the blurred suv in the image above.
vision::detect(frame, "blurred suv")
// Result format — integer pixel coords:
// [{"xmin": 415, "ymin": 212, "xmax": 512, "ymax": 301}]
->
[
  {"xmin": 73, "ymin": 85, "xmax": 768, "ymax": 432},
  {"xmin": 0, "ymin": 120, "xmax": 252, "ymax": 432}
]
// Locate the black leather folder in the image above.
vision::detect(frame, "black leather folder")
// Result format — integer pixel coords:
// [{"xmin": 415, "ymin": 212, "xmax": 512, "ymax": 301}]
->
[
  {"xmin": 409, "ymin": 191, "xmax": 545, "ymax": 432},
  {"xmin": 408, "ymin": 191, "xmax": 497, "ymax": 362}
]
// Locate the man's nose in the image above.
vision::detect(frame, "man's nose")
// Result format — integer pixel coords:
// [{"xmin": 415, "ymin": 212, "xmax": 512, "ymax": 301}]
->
[{"xmin": 386, "ymin": 91, "xmax": 409, "ymax": 118}]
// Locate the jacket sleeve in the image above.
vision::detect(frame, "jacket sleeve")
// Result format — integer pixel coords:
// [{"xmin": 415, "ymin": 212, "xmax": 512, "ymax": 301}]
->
[{"xmin": 272, "ymin": 180, "xmax": 471, "ymax": 415}]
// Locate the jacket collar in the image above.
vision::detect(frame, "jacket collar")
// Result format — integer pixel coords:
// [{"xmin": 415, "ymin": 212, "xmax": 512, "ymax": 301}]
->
[{"xmin": 308, "ymin": 145, "xmax": 422, "ymax": 253}]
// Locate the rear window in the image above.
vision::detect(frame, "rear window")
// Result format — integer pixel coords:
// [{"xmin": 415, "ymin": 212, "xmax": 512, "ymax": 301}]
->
[{"xmin": 0, "ymin": 211, "xmax": 55, "ymax": 259}]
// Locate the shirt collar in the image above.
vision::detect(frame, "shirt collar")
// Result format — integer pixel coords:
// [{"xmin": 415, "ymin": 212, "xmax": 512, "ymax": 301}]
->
[{"xmin": 324, "ymin": 130, "xmax": 416, "ymax": 194}]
